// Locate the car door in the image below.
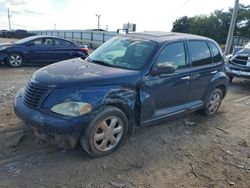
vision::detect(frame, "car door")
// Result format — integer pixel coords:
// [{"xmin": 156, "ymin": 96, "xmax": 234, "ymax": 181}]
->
[
  {"xmin": 51, "ymin": 39, "xmax": 74, "ymax": 62},
  {"xmin": 187, "ymin": 40, "xmax": 222, "ymax": 105},
  {"xmin": 140, "ymin": 41, "xmax": 191, "ymax": 126},
  {"xmin": 26, "ymin": 38, "xmax": 54, "ymax": 63}
]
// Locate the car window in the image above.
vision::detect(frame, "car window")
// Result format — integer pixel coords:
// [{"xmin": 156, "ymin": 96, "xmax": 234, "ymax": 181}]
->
[
  {"xmin": 155, "ymin": 42, "xmax": 186, "ymax": 69},
  {"xmin": 245, "ymin": 42, "xmax": 250, "ymax": 49},
  {"xmin": 188, "ymin": 41, "xmax": 212, "ymax": 67},
  {"xmin": 32, "ymin": 38, "xmax": 53, "ymax": 46},
  {"xmin": 209, "ymin": 42, "xmax": 222, "ymax": 63},
  {"xmin": 54, "ymin": 39, "xmax": 72, "ymax": 47},
  {"xmin": 88, "ymin": 36, "xmax": 157, "ymax": 70}
]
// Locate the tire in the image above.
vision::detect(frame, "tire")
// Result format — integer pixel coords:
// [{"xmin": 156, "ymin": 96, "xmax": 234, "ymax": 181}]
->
[
  {"xmin": 80, "ymin": 106, "xmax": 128, "ymax": 157},
  {"xmin": 7, "ymin": 53, "xmax": 23, "ymax": 67},
  {"xmin": 228, "ymin": 76, "xmax": 234, "ymax": 83},
  {"xmin": 203, "ymin": 88, "xmax": 223, "ymax": 116}
]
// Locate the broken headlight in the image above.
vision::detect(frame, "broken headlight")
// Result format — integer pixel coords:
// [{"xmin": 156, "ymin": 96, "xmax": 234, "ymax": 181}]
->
[{"xmin": 51, "ymin": 101, "xmax": 92, "ymax": 117}]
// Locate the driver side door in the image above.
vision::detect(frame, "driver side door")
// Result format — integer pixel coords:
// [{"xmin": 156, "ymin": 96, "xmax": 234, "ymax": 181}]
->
[{"xmin": 140, "ymin": 41, "xmax": 191, "ymax": 126}]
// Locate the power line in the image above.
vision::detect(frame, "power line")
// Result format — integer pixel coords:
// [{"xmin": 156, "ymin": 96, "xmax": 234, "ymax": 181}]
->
[
  {"xmin": 0, "ymin": 21, "xmax": 43, "ymax": 30},
  {"xmin": 0, "ymin": 7, "xmax": 44, "ymax": 17},
  {"xmin": 169, "ymin": 0, "xmax": 191, "ymax": 15}
]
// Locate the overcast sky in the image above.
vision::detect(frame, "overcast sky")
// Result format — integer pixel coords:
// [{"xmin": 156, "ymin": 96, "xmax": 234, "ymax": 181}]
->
[{"xmin": 0, "ymin": 0, "xmax": 249, "ymax": 31}]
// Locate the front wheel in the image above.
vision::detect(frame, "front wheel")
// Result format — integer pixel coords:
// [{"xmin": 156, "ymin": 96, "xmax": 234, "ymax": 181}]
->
[
  {"xmin": 7, "ymin": 53, "xmax": 23, "ymax": 67},
  {"xmin": 203, "ymin": 88, "xmax": 223, "ymax": 116},
  {"xmin": 80, "ymin": 106, "xmax": 128, "ymax": 157}
]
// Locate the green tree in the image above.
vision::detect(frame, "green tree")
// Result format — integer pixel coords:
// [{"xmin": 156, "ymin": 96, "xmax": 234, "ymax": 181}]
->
[{"xmin": 172, "ymin": 4, "xmax": 250, "ymax": 44}]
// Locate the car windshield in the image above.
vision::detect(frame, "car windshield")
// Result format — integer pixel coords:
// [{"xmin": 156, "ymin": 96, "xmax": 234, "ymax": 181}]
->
[
  {"xmin": 245, "ymin": 42, "xmax": 250, "ymax": 49},
  {"xmin": 88, "ymin": 36, "xmax": 157, "ymax": 70},
  {"xmin": 14, "ymin": 36, "xmax": 39, "ymax": 44}
]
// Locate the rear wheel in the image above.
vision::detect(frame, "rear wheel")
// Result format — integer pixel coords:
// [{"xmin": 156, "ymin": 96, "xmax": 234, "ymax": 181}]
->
[
  {"xmin": 203, "ymin": 88, "xmax": 223, "ymax": 116},
  {"xmin": 7, "ymin": 53, "xmax": 23, "ymax": 67},
  {"xmin": 80, "ymin": 106, "xmax": 128, "ymax": 157}
]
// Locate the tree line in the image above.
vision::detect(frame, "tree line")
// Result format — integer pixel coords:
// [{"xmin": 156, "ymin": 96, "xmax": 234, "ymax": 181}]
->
[{"xmin": 172, "ymin": 4, "xmax": 250, "ymax": 44}]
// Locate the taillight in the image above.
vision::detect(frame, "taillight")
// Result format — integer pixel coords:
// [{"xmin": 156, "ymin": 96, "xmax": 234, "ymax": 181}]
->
[{"xmin": 80, "ymin": 46, "xmax": 89, "ymax": 54}]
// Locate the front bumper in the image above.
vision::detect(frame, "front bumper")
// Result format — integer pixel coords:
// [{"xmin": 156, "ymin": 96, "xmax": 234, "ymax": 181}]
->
[
  {"xmin": 14, "ymin": 89, "xmax": 91, "ymax": 149},
  {"xmin": 226, "ymin": 63, "xmax": 250, "ymax": 79}
]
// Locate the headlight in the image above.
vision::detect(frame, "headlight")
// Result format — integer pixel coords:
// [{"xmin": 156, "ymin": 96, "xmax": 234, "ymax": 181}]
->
[{"xmin": 51, "ymin": 101, "xmax": 92, "ymax": 117}]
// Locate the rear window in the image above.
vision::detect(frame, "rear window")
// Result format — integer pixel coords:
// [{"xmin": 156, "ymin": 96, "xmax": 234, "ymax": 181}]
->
[
  {"xmin": 209, "ymin": 42, "xmax": 222, "ymax": 63},
  {"xmin": 188, "ymin": 41, "xmax": 212, "ymax": 67},
  {"xmin": 54, "ymin": 39, "xmax": 72, "ymax": 46}
]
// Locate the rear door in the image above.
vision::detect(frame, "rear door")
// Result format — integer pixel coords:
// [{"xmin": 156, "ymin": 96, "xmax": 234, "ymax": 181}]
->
[
  {"xmin": 140, "ymin": 41, "xmax": 190, "ymax": 126},
  {"xmin": 187, "ymin": 40, "xmax": 223, "ymax": 104},
  {"xmin": 26, "ymin": 38, "xmax": 54, "ymax": 63},
  {"xmin": 51, "ymin": 39, "xmax": 74, "ymax": 62}
]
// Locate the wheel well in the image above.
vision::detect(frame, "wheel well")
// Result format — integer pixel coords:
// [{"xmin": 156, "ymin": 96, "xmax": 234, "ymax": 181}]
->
[
  {"xmin": 216, "ymin": 84, "xmax": 226, "ymax": 98},
  {"xmin": 106, "ymin": 103, "xmax": 137, "ymax": 135},
  {"xmin": 5, "ymin": 52, "xmax": 23, "ymax": 60}
]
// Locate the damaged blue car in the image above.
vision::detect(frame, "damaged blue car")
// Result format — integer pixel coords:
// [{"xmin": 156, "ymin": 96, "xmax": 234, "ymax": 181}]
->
[{"xmin": 14, "ymin": 32, "xmax": 229, "ymax": 157}]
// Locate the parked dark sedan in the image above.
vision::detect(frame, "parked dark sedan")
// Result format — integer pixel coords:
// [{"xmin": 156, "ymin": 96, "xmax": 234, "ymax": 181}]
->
[
  {"xmin": 226, "ymin": 42, "xmax": 250, "ymax": 82},
  {"xmin": 0, "ymin": 36, "xmax": 88, "ymax": 67},
  {"xmin": 14, "ymin": 32, "xmax": 228, "ymax": 157}
]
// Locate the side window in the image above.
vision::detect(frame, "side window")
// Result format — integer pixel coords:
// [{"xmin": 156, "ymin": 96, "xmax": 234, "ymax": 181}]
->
[
  {"xmin": 54, "ymin": 39, "xmax": 72, "ymax": 47},
  {"xmin": 33, "ymin": 39, "xmax": 42, "ymax": 45},
  {"xmin": 209, "ymin": 42, "xmax": 222, "ymax": 63},
  {"xmin": 156, "ymin": 42, "xmax": 186, "ymax": 69},
  {"xmin": 32, "ymin": 38, "xmax": 52, "ymax": 46},
  {"xmin": 188, "ymin": 41, "xmax": 212, "ymax": 67}
]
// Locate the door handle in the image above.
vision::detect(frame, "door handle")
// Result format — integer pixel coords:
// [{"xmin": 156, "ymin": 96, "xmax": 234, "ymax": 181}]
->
[
  {"xmin": 211, "ymin": 71, "xmax": 218, "ymax": 74},
  {"xmin": 181, "ymin": 76, "xmax": 190, "ymax": 80}
]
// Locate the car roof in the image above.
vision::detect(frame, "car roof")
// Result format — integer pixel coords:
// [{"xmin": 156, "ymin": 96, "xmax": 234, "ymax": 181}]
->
[
  {"xmin": 30, "ymin": 35, "xmax": 72, "ymax": 41},
  {"xmin": 127, "ymin": 31, "xmax": 212, "ymax": 43}
]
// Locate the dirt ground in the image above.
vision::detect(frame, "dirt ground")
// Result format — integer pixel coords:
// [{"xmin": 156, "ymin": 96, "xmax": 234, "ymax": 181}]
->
[{"xmin": 0, "ymin": 66, "xmax": 249, "ymax": 188}]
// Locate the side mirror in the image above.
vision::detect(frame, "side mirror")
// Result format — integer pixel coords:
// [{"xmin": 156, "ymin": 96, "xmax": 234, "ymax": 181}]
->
[{"xmin": 151, "ymin": 62, "xmax": 176, "ymax": 76}]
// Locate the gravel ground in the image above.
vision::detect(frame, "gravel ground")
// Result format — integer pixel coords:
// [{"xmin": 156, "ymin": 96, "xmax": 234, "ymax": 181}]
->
[{"xmin": 0, "ymin": 66, "xmax": 249, "ymax": 188}]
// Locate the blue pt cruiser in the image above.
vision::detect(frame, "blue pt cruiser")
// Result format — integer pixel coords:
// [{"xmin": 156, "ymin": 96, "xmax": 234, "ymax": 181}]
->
[{"xmin": 14, "ymin": 32, "xmax": 229, "ymax": 157}]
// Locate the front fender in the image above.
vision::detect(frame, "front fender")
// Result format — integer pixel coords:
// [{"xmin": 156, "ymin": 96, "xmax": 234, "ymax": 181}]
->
[
  {"xmin": 103, "ymin": 89, "xmax": 139, "ymax": 134},
  {"xmin": 43, "ymin": 86, "xmax": 138, "ymax": 133}
]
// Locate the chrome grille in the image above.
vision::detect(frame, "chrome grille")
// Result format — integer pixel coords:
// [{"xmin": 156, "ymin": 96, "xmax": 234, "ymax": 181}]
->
[
  {"xmin": 23, "ymin": 82, "xmax": 48, "ymax": 108},
  {"xmin": 232, "ymin": 56, "xmax": 248, "ymax": 66}
]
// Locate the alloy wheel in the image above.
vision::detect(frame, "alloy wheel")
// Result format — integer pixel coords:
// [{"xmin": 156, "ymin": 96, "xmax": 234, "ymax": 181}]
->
[
  {"xmin": 208, "ymin": 92, "xmax": 221, "ymax": 114},
  {"xmin": 9, "ymin": 54, "xmax": 23, "ymax": 67},
  {"xmin": 93, "ymin": 116, "xmax": 124, "ymax": 152}
]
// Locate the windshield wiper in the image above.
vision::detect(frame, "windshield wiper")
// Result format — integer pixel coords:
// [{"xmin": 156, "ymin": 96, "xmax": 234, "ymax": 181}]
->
[{"xmin": 90, "ymin": 59, "xmax": 113, "ymax": 67}]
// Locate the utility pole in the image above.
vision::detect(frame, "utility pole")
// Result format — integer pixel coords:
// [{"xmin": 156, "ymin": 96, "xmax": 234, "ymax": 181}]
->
[
  {"xmin": 224, "ymin": 0, "xmax": 239, "ymax": 55},
  {"xmin": 7, "ymin": 8, "xmax": 11, "ymax": 30},
  {"xmin": 96, "ymin": 14, "xmax": 101, "ymax": 30}
]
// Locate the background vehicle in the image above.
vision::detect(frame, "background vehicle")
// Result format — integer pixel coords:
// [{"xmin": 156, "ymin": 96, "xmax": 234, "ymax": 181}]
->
[
  {"xmin": 226, "ymin": 42, "xmax": 250, "ymax": 82},
  {"xmin": 0, "ymin": 35, "xmax": 89, "ymax": 67},
  {"xmin": 14, "ymin": 32, "xmax": 228, "ymax": 157}
]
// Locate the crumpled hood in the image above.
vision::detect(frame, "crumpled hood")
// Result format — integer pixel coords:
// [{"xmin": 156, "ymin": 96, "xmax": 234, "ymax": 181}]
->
[
  {"xmin": 31, "ymin": 58, "xmax": 140, "ymax": 87},
  {"xmin": 236, "ymin": 47, "xmax": 250, "ymax": 55}
]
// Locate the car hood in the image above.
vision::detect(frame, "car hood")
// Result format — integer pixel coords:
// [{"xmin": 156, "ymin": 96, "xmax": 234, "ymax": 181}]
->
[
  {"xmin": 235, "ymin": 47, "xmax": 250, "ymax": 56},
  {"xmin": 0, "ymin": 42, "xmax": 13, "ymax": 48},
  {"xmin": 31, "ymin": 58, "xmax": 141, "ymax": 87}
]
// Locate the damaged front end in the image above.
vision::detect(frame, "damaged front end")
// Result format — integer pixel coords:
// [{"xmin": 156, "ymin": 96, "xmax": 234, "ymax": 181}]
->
[
  {"xmin": 226, "ymin": 54, "xmax": 250, "ymax": 79},
  {"xmin": 14, "ymin": 72, "xmax": 140, "ymax": 149}
]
